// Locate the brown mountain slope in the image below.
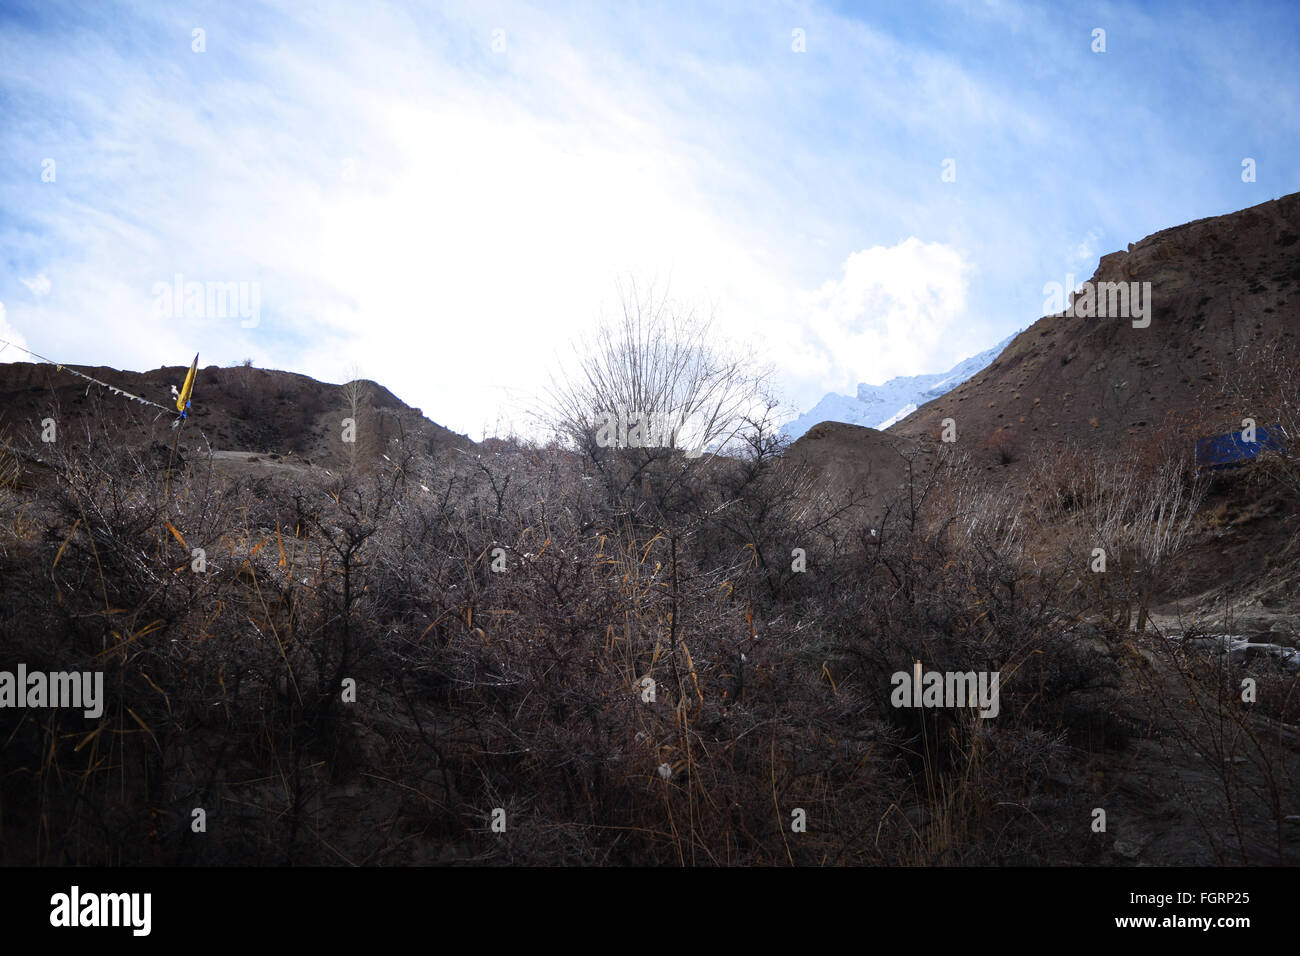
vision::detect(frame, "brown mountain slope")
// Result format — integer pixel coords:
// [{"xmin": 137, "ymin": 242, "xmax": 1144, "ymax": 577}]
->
[
  {"xmin": 0, "ymin": 360, "xmax": 474, "ymax": 468},
  {"xmin": 890, "ymin": 191, "xmax": 1300, "ymax": 468},
  {"xmin": 785, "ymin": 421, "xmax": 932, "ymax": 530}
]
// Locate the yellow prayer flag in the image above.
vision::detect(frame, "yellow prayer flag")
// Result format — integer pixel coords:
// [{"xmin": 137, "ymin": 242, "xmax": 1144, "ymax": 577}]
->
[{"xmin": 176, "ymin": 354, "xmax": 198, "ymax": 413}]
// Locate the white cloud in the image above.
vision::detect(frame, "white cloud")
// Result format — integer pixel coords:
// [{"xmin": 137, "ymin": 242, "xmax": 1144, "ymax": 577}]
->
[
  {"xmin": 788, "ymin": 238, "xmax": 977, "ymax": 398},
  {"xmin": 20, "ymin": 273, "xmax": 51, "ymax": 296}
]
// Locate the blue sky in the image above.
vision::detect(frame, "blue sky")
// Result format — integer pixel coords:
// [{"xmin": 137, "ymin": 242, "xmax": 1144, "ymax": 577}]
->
[{"xmin": 2, "ymin": 0, "xmax": 1297, "ymax": 439}]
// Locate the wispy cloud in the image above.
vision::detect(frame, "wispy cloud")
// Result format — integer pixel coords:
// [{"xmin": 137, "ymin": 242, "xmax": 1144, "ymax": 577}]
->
[
  {"xmin": 1071, "ymin": 229, "xmax": 1105, "ymax": 267},
  {"xmin": 19, "ymin": 273, "xmax": 50, "ymax": 296}
]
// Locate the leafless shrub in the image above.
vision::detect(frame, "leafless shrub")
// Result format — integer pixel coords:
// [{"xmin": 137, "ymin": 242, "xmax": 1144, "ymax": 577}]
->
[
  {"xmin": 1036, "ymin": 441, "xmax": 1206, "ymax": 632},
  {"xmin": 1223, "ymin": 337, "xmax": 1300, "ymax": 502},
  {"xmin": 0, "ymin": 372, "xmax": 1241, "ymax": 866}
]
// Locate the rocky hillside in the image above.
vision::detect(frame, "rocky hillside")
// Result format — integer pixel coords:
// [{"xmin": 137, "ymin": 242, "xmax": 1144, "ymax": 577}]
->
[
  {"xmin": 783, "ymin": 192, "xmax": 1300, "ymax": 623},
  {"xmin": 890, "ymin": 192, "xmax": 1300, "ymax": 467},
  {"xmin": 789, "ymin": 192, "xmax": 1300, "ymax": 497}
]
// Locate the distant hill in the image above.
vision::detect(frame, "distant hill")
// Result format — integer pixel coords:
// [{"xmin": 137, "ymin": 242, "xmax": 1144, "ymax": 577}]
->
[
  {"xmin": 0, "ymin": 361, "xmax": 474, "ymax": 468},
  {"xmin": 783, "ymin": 332, "xmax": 1019, "ymax": 440}
]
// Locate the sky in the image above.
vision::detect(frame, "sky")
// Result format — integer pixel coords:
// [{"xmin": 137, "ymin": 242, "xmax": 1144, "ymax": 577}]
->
[{"xmin": 2, "ymin": 0, "xmax": 1298, "ymax": 440}]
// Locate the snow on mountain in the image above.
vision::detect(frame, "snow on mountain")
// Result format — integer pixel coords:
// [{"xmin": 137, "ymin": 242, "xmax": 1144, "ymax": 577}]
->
[{"xmin": 782, "ymin": 331, "xmax": 1019, "ymax": 440}]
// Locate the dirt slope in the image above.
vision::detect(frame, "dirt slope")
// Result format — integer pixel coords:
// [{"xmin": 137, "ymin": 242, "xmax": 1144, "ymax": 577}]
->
[{"xmin": 785, "ymin": 421, "xmax": 932, "ymax": 528}]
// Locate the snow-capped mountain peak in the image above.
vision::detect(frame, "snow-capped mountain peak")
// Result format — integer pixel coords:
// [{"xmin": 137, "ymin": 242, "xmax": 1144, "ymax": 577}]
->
[{"xmin": 783, "ymin": 331, "xmax": 1019, "ymax": 440}]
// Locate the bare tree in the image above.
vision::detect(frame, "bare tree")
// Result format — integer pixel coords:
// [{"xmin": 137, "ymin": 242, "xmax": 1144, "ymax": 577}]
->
[
  {"xmin": 544, "ymin": 281, "xmax": 770, "ymax": 463},
  {"xmin": 340, "ymin": 363, "xmax": 372, "ymax": 472}
]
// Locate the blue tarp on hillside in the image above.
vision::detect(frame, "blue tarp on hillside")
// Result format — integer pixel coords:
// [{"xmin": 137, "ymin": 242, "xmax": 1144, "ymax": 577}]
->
[{"xmin": 1195, "ymin": 425, "xmax": 1287, "ymax": 470}]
